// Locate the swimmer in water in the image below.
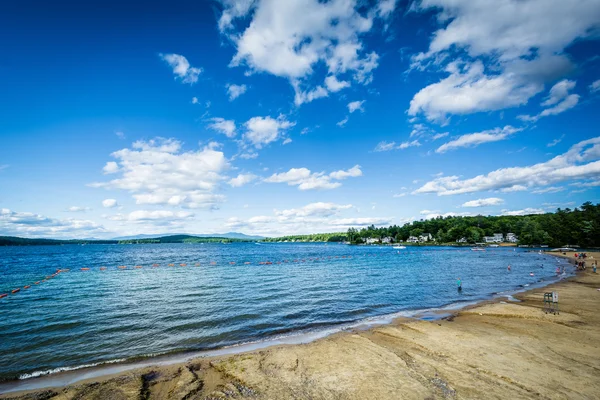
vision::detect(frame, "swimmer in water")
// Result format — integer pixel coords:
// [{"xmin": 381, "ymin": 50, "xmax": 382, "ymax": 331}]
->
[
  {"xmin": 530, "ymin": 272, "xmax": 534, "ymax": 276},
  {"xmin": 457, "ymin": 278, "xmax": 462, "ymax": 291},
  {"xmin": 507, "ymin": 265, "xmax": 511, "ymax": 271},
  {"xmin": 556, "ymin": 267, "xmax": 561, "ymax": 274}
]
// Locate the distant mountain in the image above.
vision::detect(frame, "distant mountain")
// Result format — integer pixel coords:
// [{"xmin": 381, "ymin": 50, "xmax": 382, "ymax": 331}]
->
[{"xmin": 111, "ymin": 232, "xmax": 265, "ymax": 241}]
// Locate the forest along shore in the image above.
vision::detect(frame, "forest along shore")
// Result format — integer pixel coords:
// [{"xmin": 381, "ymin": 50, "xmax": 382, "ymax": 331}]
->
[{"xmin": 2, "ymin": 252, "xmax": 599, "ymax": 400}]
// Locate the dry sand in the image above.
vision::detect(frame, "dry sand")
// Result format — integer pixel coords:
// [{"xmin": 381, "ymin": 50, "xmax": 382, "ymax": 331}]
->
[{"xmin": 2, "ymin": 252, "xmax": 599, "ymax": 400}]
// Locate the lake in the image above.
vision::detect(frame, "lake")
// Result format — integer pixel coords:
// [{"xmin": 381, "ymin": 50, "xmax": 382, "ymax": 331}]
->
[{"xmin": 0, "ymin": 243, "xmax": 570, "ymax": 383}]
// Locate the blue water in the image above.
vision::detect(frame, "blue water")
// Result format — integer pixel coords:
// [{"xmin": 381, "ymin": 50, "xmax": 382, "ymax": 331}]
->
[{"xmin": 0, "ymin": 243, "xmax": 569, "ymax": 382}]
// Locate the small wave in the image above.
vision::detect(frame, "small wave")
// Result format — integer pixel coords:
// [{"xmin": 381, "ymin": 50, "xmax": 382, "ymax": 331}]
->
[{"xmin": 19, "ymin": 358, "xmax": 127, "ymax": 380}]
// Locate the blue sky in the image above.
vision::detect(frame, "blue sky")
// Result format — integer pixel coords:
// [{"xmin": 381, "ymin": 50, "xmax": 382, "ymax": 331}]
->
[{"xmin": 1, "ymin": 0, "xmax": 600, "ymax": 238}]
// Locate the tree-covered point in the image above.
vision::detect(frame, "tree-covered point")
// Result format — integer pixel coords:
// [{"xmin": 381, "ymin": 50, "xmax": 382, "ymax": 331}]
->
[
  {"xmin": 262, "ymin": 233, "xmax": 347, "ymax": 243},
  {"xmin": 346, "ymin": 202, "xmax": 600, "ymax": 247},
  {"xmin": 117, "ymin": 235, "xmax": 251, "ymax": 244}
]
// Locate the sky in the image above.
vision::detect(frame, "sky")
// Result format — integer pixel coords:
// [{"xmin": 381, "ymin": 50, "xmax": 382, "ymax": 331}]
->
[{"xmin": 1, "ymin": 0, "xmax": 600, "ymax": 239}]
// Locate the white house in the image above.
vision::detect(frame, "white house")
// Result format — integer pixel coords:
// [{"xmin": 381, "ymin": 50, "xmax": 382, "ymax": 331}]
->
[
  {"xmin": 419, "ymin": 233, "xmax": 433, "ymax": 243},
  {"xmin": 506, "ymin": 233, "xmax": 518, "ymax": 243},
  {"xmin": 407, "ymin": 236, "xmax": 419, "ymax": 243},
  {"xmin": 456, "ymin": 237, "xmax": 467, "ymax": 243},
  {"xmin": 381, "ymin": 237, "xmax": 393, "ymax": 244},
  {"xmin": 484, "ymin": 233, "xmax": 504, "ymax": 243},
  {"xmin": 365, "ymin": 238, "xmax": 378, "ymax": 244}
]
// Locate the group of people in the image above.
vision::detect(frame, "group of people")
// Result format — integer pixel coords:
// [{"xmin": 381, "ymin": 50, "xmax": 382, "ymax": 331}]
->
[{"xmin": 574, "ymin": 252, "xmax": 597, "ymax": 273}]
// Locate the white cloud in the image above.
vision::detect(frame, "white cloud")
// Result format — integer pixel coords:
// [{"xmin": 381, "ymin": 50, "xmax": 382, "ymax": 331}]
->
[
  {"xmin": 531, "ymin": 186, "xmax": 565, "ymax": 194},
  {"xmin": 66, "ymin": 206, "xmax": 91, "ymax": 213},
  {"xmin": 414, "ymin": 136, "xmax": 600, "ymax": 196},
  {"xmin": 102, "ymin": 199, "xmax": 118, "ymax": 208},
  {"xmin": 275, "ymin": 202, "xmax": 352, "ymax": 218},
  {"xmin": 192, "ymin": 97, "xmax": 199, "ymax": 104},
  {"xmin": 158, "ymin": 53, "xmax": 202, "ymax": 84},
  {"xmin": 325, "ymin": 75, "xmax": 351, "ymax": 92},
  {"xmin": 103, "ymin": 161, "xmax": 119, "ymax": 174},
  {"xmin": 226, "ymin": 83, "xmax": 248, "ymax": 100},
  {"xmin": 208, "ymin": 118, "xmax": 237, "ymax": 138},
  {"xmin": 421, "ymin": 211, "xmax": 472, "ymax": 220},
  {"xmin": 329, "ymin": 217, "xmax": 391, "ymax": 226},
  {"xmin": 228, "ymin": 173, "xmax": 258, "ymax": 187},
  {"xmin": 108, "ymin": 210, "xmax": 194, "ymax": 222},
  {"xmin": 547, "ymin": 134, "xmax": 565, "ymax": 147},
  {"xmin": 265, "ymin": 165, "xmax": 362, "ymax": 190},
  {"xmin": 220, "ymin": 0, "xmax": 394, "ymax": 105},
  {"xmin": 0, "ymin": 208, "xmax": 106, "ymax": 238},
  {"xmin": 348, "ymin": 100, "xmax": 365, "ymax": 113},
  {"xmin": 282, "ymin": 138, "xmax": 292, "ymax": 145},
  {"xmin": 409, "ymin": 61, "xmax": 542, "ymax": 123},
  {"xmin": 336, "ymin": 116, "xmax": 349, "ymax": 127},
  {"xmin": 115, "ymin": 131, "xmax": 125, "ymax": 139},
  {"xmin": 374, "ymin": 140, "xmax": 421, "ymax": 152},
  {"xmin": 244, "ymin": 115, "xmax": 295, "ymax": 148},
  {"xmin": 462, "ymin": 198, "xmax": 504, "ymax": 207},
  {"xmin": 420, "ymin": 209, "xmax": 439, "ymax": 215},
  {"xmin": 293, "ymin": 84, "xmax": 329, "ymax": 106},
  {"xmin": 590, "ymin": 79, "xmax": 600, "ymax": 93},
  {"xmin": 90, "ymin": 138, "xmax": 229, "ymax": 210},
  {"xmin": 393, "ymin": 193, "xmax": 406, "ymax": 198},
  {"xmin": 501, "ymin": 208, "xmax": 545, "ymax": 216},
  {"xmin": 436, "ymin": 126, "xmax": 521, "ymax": 153},
  {"xmin": 410, "ymin": 1, "xmax": 599, "ymax": 122},
  {"xmin": 519, "ymin": 80, "xmax": 580, "ymax": 122},
  {"xmin": 432, "ymin": 132, "xmax": 449, "ymax": 140}
]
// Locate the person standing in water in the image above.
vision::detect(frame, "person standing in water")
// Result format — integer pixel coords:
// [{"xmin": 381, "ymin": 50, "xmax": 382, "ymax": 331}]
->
[
  {"xmin": 507, "ymin": 265, "xmax": 511, "ymax": 271},
  {"xmin": 457, "ymin": 278, "xmax": 462, "ymax": 291}
]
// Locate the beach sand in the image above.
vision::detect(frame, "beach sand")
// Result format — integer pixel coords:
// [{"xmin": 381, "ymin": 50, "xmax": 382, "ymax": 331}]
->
[{"xmin": 2, "ymin": 252, "xmax": 599, "ymax": 399}]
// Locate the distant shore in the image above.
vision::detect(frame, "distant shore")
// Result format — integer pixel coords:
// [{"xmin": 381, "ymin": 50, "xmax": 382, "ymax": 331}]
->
[{"xmin": 2, "ymin": 251, "xmax": 598, "ymax": 399}]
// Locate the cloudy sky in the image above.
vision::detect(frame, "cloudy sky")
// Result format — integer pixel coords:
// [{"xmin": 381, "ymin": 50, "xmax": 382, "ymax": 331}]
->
[{"xmin": 1, "ymin": 0, "xmax": 600, "ymax": 239}]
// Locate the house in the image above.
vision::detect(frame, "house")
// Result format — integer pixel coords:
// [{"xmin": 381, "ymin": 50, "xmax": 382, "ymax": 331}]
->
[
  {"xmin": 483, "ymin": 233, "xmax": 504, "ymax": 243},
  {"xmin": 506, "ymin": 233, "xmax": 518, "ymax": 243},
  {"xmin": 381, "ymin": 237, "xmax": 393, "ymax": 244},
  {"xmin": 407, "ymin": 236, "xmax": 419, "ymax": 243},
  {"xmin": 365, "ymin": 237, "xmax": 379, "ymax": 244},
  {"xmin": 419, "ymin": 233, "xmax": 433, "ymax": 242},
  {"xmin": 456, "ymin": 237, "xmax": 467, "ymax": 243}
]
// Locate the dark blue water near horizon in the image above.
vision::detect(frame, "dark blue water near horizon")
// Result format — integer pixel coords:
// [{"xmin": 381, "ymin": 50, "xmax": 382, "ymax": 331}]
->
[{"xmin": 0, "ymin": 243, "xmax": 570, "ymax": 382}]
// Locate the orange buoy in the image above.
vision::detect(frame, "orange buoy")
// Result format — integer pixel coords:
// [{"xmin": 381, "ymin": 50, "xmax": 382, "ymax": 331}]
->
[
  {"xmin": 0, "ymin": 294, "xmax": 7, "ymax": 299},
  {"xmin": 100, "ymin": 267, "xmax": 107, "ymax": 271},
  {"xmin": 34, "ymin": 281, "xmax": 40, "ymax": 285},
  {"xmin": 244, "ymin": 262, "xmax": 251, "ymax": 265},
  {"xmin": 81, "ymin": 268, "xmax": 90, "ymax": 271},
  {"xmin": 180, "ymin": 263, "xmax": 187, "ymax": 267},
  {"xmin": 118, "ymin": 266, "xmax": 127, "ymax": 269},
  {"xmin": 23, "ymin": 285, "xmax": 31, "ymax": 289},
  {"xmin": 11, "ymin": 289, "xmax": 20, "ymax": 294},
  {"xmin": 229, "ymin": 262, "xmax": 236, "ymax": 265},
  {"xmin": 210, "ymin": 262, "xmax": 217, "ymax": 265},
  {"xmin": 152, "ymin": 263, "xmax": 159, "ymax": 267},
  {"xmin": 168, "ymin": 263, "xmax": 175, "ymax": 267},
  {"xmin": 135, "ymin": 266, "xmax": 142, "ymax": 269}
]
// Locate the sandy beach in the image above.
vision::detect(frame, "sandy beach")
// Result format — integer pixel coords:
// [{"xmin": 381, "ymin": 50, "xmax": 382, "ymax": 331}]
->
[{"xmin": 2, "ymin": 251, "xmax": 599, "ymax": 400}]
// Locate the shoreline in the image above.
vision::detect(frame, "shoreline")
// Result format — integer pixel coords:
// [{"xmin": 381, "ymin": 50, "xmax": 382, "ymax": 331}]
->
[{"xmin": 1, "ymin": 252, "xmax": 598, "ymax": 399}]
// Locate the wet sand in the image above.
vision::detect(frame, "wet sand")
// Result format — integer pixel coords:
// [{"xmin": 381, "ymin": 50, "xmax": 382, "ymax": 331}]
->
[{"xmin": 2, "ymin": 252, "xmax": 599, "ymax": 399}]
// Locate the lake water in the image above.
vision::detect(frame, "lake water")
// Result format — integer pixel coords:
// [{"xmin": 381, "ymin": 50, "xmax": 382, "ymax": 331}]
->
[{"xmin": 0, "ymin": 243, "xmax": 570, "ymax": 383}]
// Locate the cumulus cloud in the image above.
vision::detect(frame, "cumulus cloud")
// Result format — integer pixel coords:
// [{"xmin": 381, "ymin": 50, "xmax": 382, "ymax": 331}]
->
[
  {"xmin": 590, "ymin": 79, "xmax": 600, "ymax": 93},
  {"xmin": 325, "ymin": 75, "xmax": 351, "ymax": 92},
  {"xmin": 531, "ymin": 186, "xmax": 565, "ymax": 194},
  {"xmin": 421, "ymin": 211, "xmax": 472, "ymax": 220},
  {"xmin": 103, "ymin": 161, "xmax": 119, "ymax": 174},
  {"xmin": 265, "ymin": 165, "xmax": 362, "ymax": 190},
  {"xmin": 501, "ymin": 208, "xmax": 545, "ymax": 216},
  {"xmin": 108, "ymin": 210, "xmax": 194, "ymax": 222},
  {"xmin": 228, "ymin": 173, "xmax": 258, "ymax": 187},
  {"xmin": 0, "ymin": 208, "xmax": 105, "ymax": 238},
  {"xmin": 414, "ymin": 136, "xmax": 600, "ymax": 196},
  {"xmin": 336, "ymin": 116, "xmax": 349, "ymax": 127},
  {"xmin": 226, "ymin": 83, "xmax": 248, "ymax": 100},
  {"xmin": 462, "ymin": 198, "xmax": 504, "ymax": 207},
  {"xmin": 409, "ymin": 61, "xmax": 542, "ymax": 123},
  {"xmin": 102, "ymin": 199, "xmax": 118, "ymax": 208},
  {"xmin": 293, "ymin": 84, "xmax": 329, "ymax": 106},
  {"xmin": 208, "ymin": 118, "xmax": 237, "ymax": 138},
  {"xmin": 436, "ymin": 126, "xmax": 521, "ymax": 153},
  {"xmin": 244, "ymin": 115, "xmax": 295, "ymax": 148},
  {"xmin": 348, "ymin": 100, "xmax": 365, "ymax": 113},
  {"xmin": 329, "ymin": 217, "xmax": 391, "ymax": 226},
  {"xmin": 90, "ymin": 138, "xmax": 229, "ymax": 210},
  {"xmin": 374, "ymin": 140, "xmax": 421, "ymax": 152},
  {"xmin": 518, "ymin": 80, "xmax": 580, "ymax": 122},
  {"xmin": 219, "ymin": 0, "xmax": 395, "ymax": 105},
  {"xmin": 409, "ymin": 0, "xmax": 599, "ymax": 122},
  {"xmin": 66, "ymin": 206, "xmax": 91, "ymax": 212},
  {"xmin": 275, "ymin": 202, "xmax": 353, "ymax": 218},
  {"xmin": 159, "ymin": 53, "xmax": 202, "ymax": 84}
]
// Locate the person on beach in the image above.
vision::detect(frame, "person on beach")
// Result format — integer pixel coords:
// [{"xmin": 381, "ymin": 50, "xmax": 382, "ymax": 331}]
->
[{"xmin": 593, "ymin": 261, "xmax": 597, "ymax": 273}]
